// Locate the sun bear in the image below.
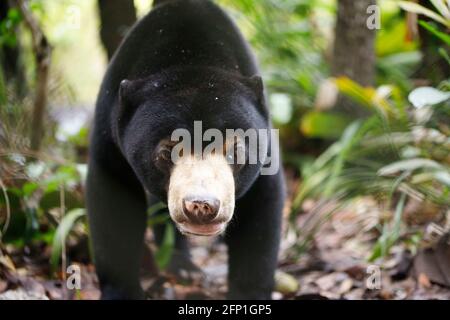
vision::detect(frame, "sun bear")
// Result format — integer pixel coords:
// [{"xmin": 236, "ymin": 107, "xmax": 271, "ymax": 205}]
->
[{"xmin": 87, "ymin": 0, "xmax": 285, "ymax": 300}]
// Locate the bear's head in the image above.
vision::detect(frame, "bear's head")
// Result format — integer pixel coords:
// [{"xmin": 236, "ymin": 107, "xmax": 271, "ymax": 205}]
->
[{"xmin": 114, "ymin": 66, "xmax": 273, "ymax": 236}]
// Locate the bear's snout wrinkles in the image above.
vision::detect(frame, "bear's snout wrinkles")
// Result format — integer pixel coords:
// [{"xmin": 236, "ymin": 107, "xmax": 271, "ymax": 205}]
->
[{"xmin": 182, "ymin": 196, "xmax": 220, "ymax": 224}]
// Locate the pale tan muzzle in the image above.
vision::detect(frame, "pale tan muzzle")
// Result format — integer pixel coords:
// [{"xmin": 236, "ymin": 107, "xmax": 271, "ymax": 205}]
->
[{"xmin": 168, "ymin": 154, "xmax": 235, "ymax": 236}]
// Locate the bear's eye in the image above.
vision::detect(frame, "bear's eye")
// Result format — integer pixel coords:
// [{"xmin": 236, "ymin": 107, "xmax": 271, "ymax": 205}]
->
[
  {"xmin": 154, "ymin": 140, "xmax": 175, "ymax": 172},
  {"xmin": 225, "ymin": 139, "xmax": 246, "ymax": 173}
]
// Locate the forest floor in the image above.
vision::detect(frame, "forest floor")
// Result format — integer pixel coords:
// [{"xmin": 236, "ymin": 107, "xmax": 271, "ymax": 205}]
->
[
  {"xmin": 1, "ymin": 220, "xmax": 450, "ymax": 300},
  {"xmin": 1, "ymin": 171, "xmax": 450, "ymax": 300}
]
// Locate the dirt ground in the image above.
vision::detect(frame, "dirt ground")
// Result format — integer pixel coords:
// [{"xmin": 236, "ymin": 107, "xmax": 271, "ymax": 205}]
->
[{"xmin": 1, "ymin": 214, "xmax": 449, "ymax": 300}]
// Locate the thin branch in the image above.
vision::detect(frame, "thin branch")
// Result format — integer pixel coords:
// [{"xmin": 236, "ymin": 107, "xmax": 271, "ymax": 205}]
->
[
  {"xmin": 0, "ymin": 176, "xmax": 11, "ymax": 242},
  {"xmin": 15, "ymin": 0, "xmax": 52, "ymax": 151}
]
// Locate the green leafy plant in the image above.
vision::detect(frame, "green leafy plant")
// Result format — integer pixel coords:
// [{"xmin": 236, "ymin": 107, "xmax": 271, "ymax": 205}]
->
[
  {"xmin": 155, "ymin": 223, "xmax": 175, "ymax": 270},
  {"xmin": 399, "ymin": 0, "xmax": 450, "ymax": 63},
  {"xmin": 369, "ymin": 193, "xmax": 406, "ymax": 261},
  {"xmin": 147, "ymin": 202, "xmax": 175, "ymax": 270},
  {"xmin": 399, "ymin": 0, "xmax": 450, "ymax": 28},
  {"xmin": 50, "ymin": 208, "xmax": 86, "ymax": 272},
  {"xmin": 290, "ymin": 76, "xmax": 449, "ymax": 260},
  {"xmin": 0, "ymin": 7, "xmax": 22, "ymax": 48},
  {"xmin": 0, "ymin": 155, "xmax": 85, "ymax": 244}
]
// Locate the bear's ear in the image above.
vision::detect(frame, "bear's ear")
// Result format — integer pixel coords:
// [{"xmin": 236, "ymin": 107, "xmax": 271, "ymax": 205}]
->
[
  {"xmin": 119, "ymin": 79, "xmax": 140, "ymax": 107},
  {"xmin": 115, "ymin": 79, "xmax": 145, "ymax": 143},
  {"xmin": 246, "ymin": 75, "xmax": 264, "ymax": 98},
  {"xmin": 117, "ymin": 78, "xmax": 148, "ymax": 116},
  {"xmin": 119, "ymin": 79, "xmax": 131, "ymax": 101},
  {"xmin": 244, "ymin": 75, "xmax": 268, "ymax": 116}
]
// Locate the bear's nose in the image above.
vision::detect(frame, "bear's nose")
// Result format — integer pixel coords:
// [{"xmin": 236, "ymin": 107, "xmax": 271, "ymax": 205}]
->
[{"xmin": 182, "ymin": 196, "xmax": 220, "ymax": 224}]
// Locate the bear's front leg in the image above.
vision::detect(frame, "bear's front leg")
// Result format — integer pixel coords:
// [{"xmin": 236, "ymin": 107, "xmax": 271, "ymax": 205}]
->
[
  {"xmin": 225, "ymin": 173, "xmax": 285, "ymax": 300},
  {"xmin": 150, "ymin": 201, "xmax": 203, "ymax": 282},
  {"xmin": 87, "ymin": 160, "xmax": 147, "ymax": 300}
]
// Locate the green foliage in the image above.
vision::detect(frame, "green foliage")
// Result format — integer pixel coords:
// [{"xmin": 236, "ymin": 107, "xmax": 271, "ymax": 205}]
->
[
  {"xmin": 399, "ymin": 0, "xmax": 450, "ymax": 28},
  {"xmin": 375, "ymin": 5, "xmax": 420, "ymax": 92},
  {"xmin": 0, "ymin": 8, "xmax": 22, "ymax": 48},
  {"xmin": 399, "ymin": 0, "xmax": 450, "ymax": 80},
  {"xmin": 220, "ymin": 0, "xmax": 330, "ymax": 132},
  {"xmin": 147, "ymin": 202, "xmax": 175, "ymax": 270},
  {"xmin": 50, "ymin": 208, "xmax": 86, "ymax": 272},
  {"xmin": 0, "ymin": 158, "xmax": 85, "ymax": 246},
  {"xmin": 369, "ymin": 193, "xmax": 407, "ymax": 261},
  {"xmin": 300, "ymin": 111, "xmax": 352, "ymax": 139},
  {"xmin": 67, "ymin": 127, "xmax": 89, "ymax": 148},
  {"xmin": 155, "ymin": 222, "xmax": 175, "ymax": 270},
  {"xmin": 290, "ymin": 42, "xmax": 450, "ymax": 257},
  {"xmin": 419, "ymin": 20, "xmax": 450, "ymax": 45}
]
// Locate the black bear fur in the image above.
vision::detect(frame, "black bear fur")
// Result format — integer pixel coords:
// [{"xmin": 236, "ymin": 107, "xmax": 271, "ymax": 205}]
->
[{"xmin": 87, "ymin": 0, "xmax": 285, "ymax": 300}]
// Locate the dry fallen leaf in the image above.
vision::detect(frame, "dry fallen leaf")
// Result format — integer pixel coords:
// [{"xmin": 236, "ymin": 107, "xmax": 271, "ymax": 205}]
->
[
  {"xmin": 418, "ymin": 273, "xmax": 431, "ymax": 288},
  {"xmin": 275, "ymin": 270, "xmax": 299, "ymax": 295},
  {"xmin": 0, "ymin": 255, "xmax": 16, "ymax": 272},
  {"xmin": 414, "ymin": 233, "xmax": 450, "ymax": 287},
  {"xmin": 338, "ymin": 278, "xmax": 353, "ymax": 295},
  {"xmin": 316, "ymin": 273, "xmax": 337, "ymax": 291},
  {"xmin": 0, "ymin": 280, "xmax": 8, "ymax": 293}
]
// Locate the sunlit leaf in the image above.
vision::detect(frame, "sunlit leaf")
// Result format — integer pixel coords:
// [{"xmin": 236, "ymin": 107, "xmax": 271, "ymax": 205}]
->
[
  {"xmin": 369, "ymin": 193, "xmax": 406, "ymax": 261},
  {"xmin": 408, "ymin": 87, "xmax": 450, "ymax": 108},
  {"xmin": 334, "ymin": 77, "xmax": 393, "ymax": 116},
  {"xmin": 429, "ymin": 0, "xmax": 450, "ymax": 19},
  {"xmin": 300, "ymin": 111, "xmax": 352, "ymax": 139},
  {"xmin": 323, "ymin": 121, "xmax": 362, "ymax": 197},
  {"xmin": 378, "ymin": 158, "xmax": 443, "ymax": 176},
  {"xmin": 22, "ymin": 182, "xmax": 38, "ymax": 198},
  {"xmin": 418, "ymin": 20, "xmax": 450, "ymax": 45},
  {"xmin": 434, "ymin": 171, "xmax": 450, "ymax": 187},
  {"xmin": 270, "ymin": 93, "xmax": 293, "ymax": 124},
  {"xmin": 399, "ymin": 1, "xmax": 450, "ymax": 27},
  {"xmin": 50, "ymin": 209, "xmax": 86, "ymax": 272}
]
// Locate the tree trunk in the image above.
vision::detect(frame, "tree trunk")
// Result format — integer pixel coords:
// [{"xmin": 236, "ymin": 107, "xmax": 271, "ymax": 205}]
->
[
  {"xmin": 332, "ymin": 0, "xmax": 377, "ymax": 117},
  {"xmin": 97, "ymin": 0, "xmax": 137, "ymax": 60}
]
